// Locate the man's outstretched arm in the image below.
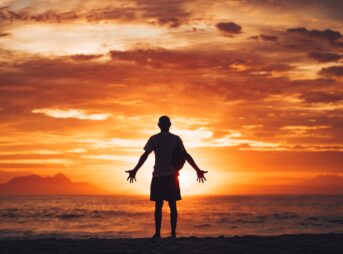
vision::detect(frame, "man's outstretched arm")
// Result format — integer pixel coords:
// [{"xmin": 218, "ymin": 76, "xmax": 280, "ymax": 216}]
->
[
  {"xmin": 185, "ymin": 153, "xmax": 208, "ymax": 183},
  {"xmin": 126, "ymin": 151, "xmax": 151, "ymax": 183}
]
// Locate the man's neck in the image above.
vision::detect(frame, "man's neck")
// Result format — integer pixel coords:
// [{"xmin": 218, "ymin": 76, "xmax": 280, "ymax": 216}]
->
[{"xmin": 160, "ymin": 129, "xmax": 169, "ymax": 133}]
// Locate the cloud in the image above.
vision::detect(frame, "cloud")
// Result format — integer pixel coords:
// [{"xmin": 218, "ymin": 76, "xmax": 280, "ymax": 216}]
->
[
  {"xmin": 319, "ymin": 66, "xmax": 343, "ymax": 78},
  {"xmin": 0, "ymin": 32, "xmax": 10, "ymax": 37},
  {"xmin": 287, "ymin": 27, "xmax": 341, "ymax": 42},
  {"xmin": 241, "ymin": 0, "xmax": 343, "ymax": 22},
  {"xmin": 216, "ymin": 22, "xmax": 242, "ymax": 36},
  {"xmin": 0, "ymin": 6, "xmax": 136, "ymax": 24},
  {"xmin": 280, "ymin": 125, "xmax": 331, "ymax": 136},
  {"xmin": 300, "ymin": 92, "xmax": 343, "ymax": 103},
  {"xmin": 81, "ymin": 154, "xmax": 136, "ymax": 163},
  {"xmin": 0, "ymin": 159, "xmax": 72, "ymax": 165},
  {"xmin": 249, "ymin": 34, "xmax": 278, "ymax": 42},
  {"xmin": 32, "ymin": 109, "xmax": 111, "ymax": 120},
  {"xmin": 0, "ymin": 8, "xmax": 80, "ymax": 23},
  {"xmin": 0, "ymin": 1, "xmax": 190, "ymax": 28},
  {"xmin": 260, "ymin": 34, "xmax": 278, "ymax": 41},
  {"xmin": 308, "ymin": 52, "xmax": 341, "ymax": 62},
  {"xmin": 134, "ymin": 0, "xmax": 190, "ymax": 28},
  {"xmin": 109, "ymin": 48, "xmax": 240, "ymax": 69},
  {"xmin": 287, "ymin": 27, "xmax": 342, "ymax": 47},
  {"xmin": 70, "ymin": 54, "xmax": 103, "ymax": 61},
  {"xmin": 85, "ymin": 8, "xmax": 136, "ymax": 22},
  {"xmin": 155, "ymin": 17, "xmax": 181, "ymax": 28}
]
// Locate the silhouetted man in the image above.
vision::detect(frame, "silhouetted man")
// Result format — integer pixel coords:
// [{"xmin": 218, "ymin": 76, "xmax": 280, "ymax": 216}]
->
[{"xmin": 126, "ymin": 116, "xmax": 208, "ymax": 238}]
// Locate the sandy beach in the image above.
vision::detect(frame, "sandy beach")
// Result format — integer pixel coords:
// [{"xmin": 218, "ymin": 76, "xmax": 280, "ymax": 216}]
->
[{"xmin": 1, "ymin": 234, "xmax": 342, "ymax": 254}]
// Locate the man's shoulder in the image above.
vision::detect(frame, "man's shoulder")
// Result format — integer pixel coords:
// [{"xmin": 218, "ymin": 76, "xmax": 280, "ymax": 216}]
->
[
  {"xmin": 149, "ymin": 133, "xmax": 161, "ymax": 139},
  {"xmin": 167, "ymin": 132, "xmax": 180, "ymax": 138},
  {"xmin": 150, "ymin": 132, "xmax": 180, "ymax": 140}
]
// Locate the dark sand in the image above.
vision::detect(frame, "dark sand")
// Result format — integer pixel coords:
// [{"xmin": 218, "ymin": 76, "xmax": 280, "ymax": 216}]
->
[{"xmin": 1, "ymin": 234, "xmax": 342, "ymax": 254}]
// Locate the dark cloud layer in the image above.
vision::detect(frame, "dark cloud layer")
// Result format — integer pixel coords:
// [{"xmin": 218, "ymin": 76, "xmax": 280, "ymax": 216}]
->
[
  {"xmin": 260, "ymin": 34, "xmax": 278, "ymax": 41},
  {"xmin": 0, "ymin": 0, "xmax": 191, "ymax": 28},
  {"xmin": 287, "ymin": 27, "xmax": 343, "ymax": 48},
  {"xmin": 70, "ymin": 54, "xmax": 103, "ymax": 61},
  {"xmin": 319, "ymin": 66, "xmax": 343, "ymax": 77},
  {"xmin": 300, "ymin": 92, "xmax": 343, "ymax": 103},
  {"xmin": 242, "ymin": 0, "xmax": 343, "ymax": 22},
  {"xmin": 134, "ymin": 0, "xmax": 190, "ymax": 27},
  {"xmin": 0, "ymin": 32, "xmax": 10, "ymax": 36},
  {"xmin": 308, "ymin": 52, "xmax": 341, "ymax": 62},
  {"xmin": 216, "ymin": 22, "xmax": 242, "ymax": 36},
  {"xmin": 249, "ymin": 34, "xmax": 278, "ymax": 42}
]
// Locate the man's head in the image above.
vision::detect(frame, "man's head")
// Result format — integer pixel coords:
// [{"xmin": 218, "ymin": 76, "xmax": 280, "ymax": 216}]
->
[{"xmin": 158, "ymin": 115, "xmax": 171, "ymax": 131}]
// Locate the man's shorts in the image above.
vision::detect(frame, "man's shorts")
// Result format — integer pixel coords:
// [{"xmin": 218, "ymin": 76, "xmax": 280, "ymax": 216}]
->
[{"xmin": 150, "ymin": 173, "xmax": 181, "ymax": 201}]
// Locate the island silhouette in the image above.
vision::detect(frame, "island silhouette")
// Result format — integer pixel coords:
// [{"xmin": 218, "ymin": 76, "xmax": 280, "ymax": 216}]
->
[{"xmin": 0, "ymin": 173, "xmax": 108, "ymax": 195}]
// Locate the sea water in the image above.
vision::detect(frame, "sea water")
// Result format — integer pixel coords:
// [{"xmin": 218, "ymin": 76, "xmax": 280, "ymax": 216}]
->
[{"xmin": 0, "ymin": 195, "xmax": 342, "ymax": 239}]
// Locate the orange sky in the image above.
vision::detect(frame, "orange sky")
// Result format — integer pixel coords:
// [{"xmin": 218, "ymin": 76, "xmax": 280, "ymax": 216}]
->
[{"xmin": 0, "ymin": 0, "xmax": 343, "ymax": 194}]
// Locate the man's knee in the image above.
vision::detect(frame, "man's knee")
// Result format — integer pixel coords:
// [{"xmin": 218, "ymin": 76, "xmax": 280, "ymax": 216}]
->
[
  {"xmin": 155, "ymin": 200, "xmax": 164, "ymax": 209},
  {"xmin": 168, "ymin": 201, "xmax": 177, "ymax": 212}
]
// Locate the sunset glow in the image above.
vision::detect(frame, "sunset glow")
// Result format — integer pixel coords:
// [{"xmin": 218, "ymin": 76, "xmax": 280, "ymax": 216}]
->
[{"xmin": 1, "ymin": 0, "xmax": 343, "ymax": 195}]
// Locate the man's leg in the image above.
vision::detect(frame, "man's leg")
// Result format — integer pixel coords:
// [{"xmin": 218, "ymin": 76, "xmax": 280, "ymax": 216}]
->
[
  {"xmin": 154, "ymin": 200, "xmax": 163, "ymax": 238},
  {"xmin": 168, "ymin": 200, "xmax": 178, "ymax": 238}
]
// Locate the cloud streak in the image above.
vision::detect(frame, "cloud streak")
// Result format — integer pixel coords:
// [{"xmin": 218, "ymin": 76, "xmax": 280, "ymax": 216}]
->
[
  {"xmin": 216, "ymin": 22, "xmax": 242, "ymax": 36},
  {"xmin": 32, "ymin": 109, "xmax": 111, "ymax": 121}
]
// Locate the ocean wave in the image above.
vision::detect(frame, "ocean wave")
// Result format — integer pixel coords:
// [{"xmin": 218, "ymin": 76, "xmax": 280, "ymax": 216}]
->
[
  {"xmin": 0, "ymin": 208, "xmax": 150, "ymax": 220},
  {"xmin": 272, "ymin": 213, "xmax": 299, "ymax": 220},
  {"xmin": 194, "ymin": 224, "xmax": 211, "ymax": 228},
  {"xmin": 57, "ymin": 214, "xmax": 85, "ymax": 219},
  {"xmin": 328, "ymin": 218, "xmax": 343, "ymax": 224},
  {"xmin": 1, "ymin": 195, "xmax": 343, "ymax": 238},
  {"xmin": 0, "ymin": 229, "xmax": 137, "ymax": 240}
]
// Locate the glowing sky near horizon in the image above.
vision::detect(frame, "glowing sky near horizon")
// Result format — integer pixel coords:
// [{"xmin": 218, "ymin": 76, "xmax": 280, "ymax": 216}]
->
[{"xmin": 0, "ymin": 0, "xmax": 343, "ymax": 194}]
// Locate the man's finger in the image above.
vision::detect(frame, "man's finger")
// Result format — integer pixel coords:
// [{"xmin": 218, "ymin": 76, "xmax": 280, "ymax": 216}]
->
[
  {"xmin": 203, "ymin": 176, "xmax": 207, "ymax": 181},
  {"xmin": 127, "ymin": 176, "xmax": 130, "ymax": 181}
]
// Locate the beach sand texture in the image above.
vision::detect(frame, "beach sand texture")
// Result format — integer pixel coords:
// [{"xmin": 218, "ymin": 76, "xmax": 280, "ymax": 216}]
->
[{"xmin": 1, "ymin": 234, "xmax": 342, "ymax": 254}]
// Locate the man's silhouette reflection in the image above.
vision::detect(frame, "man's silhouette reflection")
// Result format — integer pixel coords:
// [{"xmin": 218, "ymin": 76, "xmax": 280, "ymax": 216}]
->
[{"xmin": 126, "ymin": 116, "xmax": 207, "ymax": 238}]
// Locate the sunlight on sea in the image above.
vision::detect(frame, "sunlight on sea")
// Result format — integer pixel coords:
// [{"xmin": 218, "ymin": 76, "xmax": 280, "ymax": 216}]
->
[{"xmin": 0, "ymin": 195, "xmax": 343, "ymax": 239}]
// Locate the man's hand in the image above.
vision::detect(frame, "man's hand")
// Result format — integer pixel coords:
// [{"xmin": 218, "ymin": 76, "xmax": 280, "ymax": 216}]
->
[
  {"xmin": 196, "ymin": 169, "xmax": 208, "ymax": 183},
  {"xmin": 126, "ymin": 170, "xmax": 137, "ymax": 183}
]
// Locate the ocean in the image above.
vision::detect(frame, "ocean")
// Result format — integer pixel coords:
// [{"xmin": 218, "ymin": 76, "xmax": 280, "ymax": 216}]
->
[{"xmin": 0, "ymin": 195, "xmax": 342, "ymax": 239}]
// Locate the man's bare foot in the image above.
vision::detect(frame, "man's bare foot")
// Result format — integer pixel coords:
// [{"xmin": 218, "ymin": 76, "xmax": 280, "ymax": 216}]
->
[
  {"xmin": 171, "ymin": 232, "xmax": 176, "ymax": 238},
  {"xmin": 152, "ymin": 234, "xmax": 161, "ymax": 239}
]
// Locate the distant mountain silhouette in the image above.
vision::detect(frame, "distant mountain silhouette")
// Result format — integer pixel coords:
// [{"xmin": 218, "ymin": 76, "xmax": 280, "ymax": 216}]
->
[
  {"xmin": 0, "ymin": 173, "xmax": 109, "ymax": 195},
  {"xmin": 223, "ymin": 174, "xmax": 343, "ymax": 195},
  {"xmin": 301, "ymin": 174, "xmax": 343, "ymax": 186},
  {"xmin": 0, "ymin": 170, "xmax": 33, "ymax": 184}
]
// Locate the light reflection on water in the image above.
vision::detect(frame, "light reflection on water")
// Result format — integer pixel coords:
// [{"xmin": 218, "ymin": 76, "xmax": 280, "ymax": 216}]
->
[{"xmin": 0, "ymin": 195, "xmax": 343, "ymax": 239}]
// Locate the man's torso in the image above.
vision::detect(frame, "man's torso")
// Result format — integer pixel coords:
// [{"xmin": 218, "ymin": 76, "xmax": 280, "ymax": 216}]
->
[{"xmin": 144, "ymin": 132, "xmax": 185, "ymax": 177}]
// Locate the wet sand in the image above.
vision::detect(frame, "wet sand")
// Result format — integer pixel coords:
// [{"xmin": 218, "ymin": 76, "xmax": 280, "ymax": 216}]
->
[{"xmin": 1, "ymin": 234, "xmax": 342, "ymax": 254}]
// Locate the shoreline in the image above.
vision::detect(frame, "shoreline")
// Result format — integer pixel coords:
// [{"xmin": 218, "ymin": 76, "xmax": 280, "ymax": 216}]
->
[{"xmin": 1, "ymin": 234, "xmax": 342, "ymax": 254}]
